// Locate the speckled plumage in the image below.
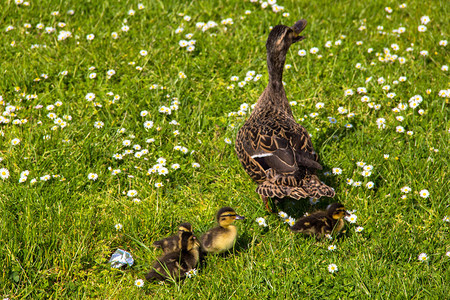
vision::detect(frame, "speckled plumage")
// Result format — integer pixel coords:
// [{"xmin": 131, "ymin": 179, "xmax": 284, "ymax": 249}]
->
[
  {"xmin": 235, "ymin": 19, "xmax": 335, "ymax": 209},
  {"xmin": 146, "ymin": 231, "xmax": 200, "ymax": 282},
  {"xmin": 290, "ymin": 203, "xmax": 348, "ymax": 238}
]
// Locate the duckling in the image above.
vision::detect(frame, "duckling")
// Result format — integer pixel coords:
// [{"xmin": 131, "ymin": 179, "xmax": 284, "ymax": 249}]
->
[
  {"xmin": 152, "ymin": 222, "xmax": 192, "ymax": 254},
  {"xmin": 290, "ymin": 203, "xmax": 349, "ymax": 238},
  {"xmin": 200, "ymin": 207, "xmax": 245, "ymax": 254},
  {"xmin": 146, "ymin": 231, "xmax": 200, "ymax": 282},
  {"xmin": 235, "ymin": 19, "xmax": 335, "ymax": 211}
]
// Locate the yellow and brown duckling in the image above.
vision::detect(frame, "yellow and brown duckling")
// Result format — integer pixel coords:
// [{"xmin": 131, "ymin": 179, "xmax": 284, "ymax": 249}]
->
[
  {"xmin": 200, "ymin": 207, "xmax": 245, "ymax": 254},
  {"xmin": 235, "ymin": 19, "xmax": 335, "ymax": 212},
  {"xmin": 290, "ymin": 203, "xmax": 349, "ymax": 238},
  {"xmin": 152, "ymin": 222, "xmax": 192, "ymax": 254},
  {"xmin": 146, "ymin": 231, "xmax": 200, "ymax": 282}
]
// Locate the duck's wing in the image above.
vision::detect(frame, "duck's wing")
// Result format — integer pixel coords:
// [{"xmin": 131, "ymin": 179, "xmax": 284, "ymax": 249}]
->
[
  {"xmin": 200, "ymin": 230, "xmax": 215, "ymax": 251},
  {"xmin": 286, "ymin": 121, "xmax": 323, "ymax": 170},
  {"xmin": 152, "ymin": 235, "xmax": 179, "ymax": 253},
  {"xmin": 200, "ymin": 227, "xmax": 228, "ymax": 253},
  {"xmin": 240, "ymin": 119, "xmax": 322, "ymax": 175},
  {"xmin": 152, "ymin": 237, "xmax": 169, "ymax": 248},
  {"xmin": 290, "ymin": 212, "xmax": 330, "ymax": 234}
]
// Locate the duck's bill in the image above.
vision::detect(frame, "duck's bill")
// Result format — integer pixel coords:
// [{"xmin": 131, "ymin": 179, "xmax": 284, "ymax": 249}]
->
[
  {"xmin": 235, "ymin": 215, "xmax": 245, "ymax": 220},
  {"xmin": 292, "ymin": 19, "xmax": 307, "ymax": 34},
  {"xmin": 291, "ymin": 19, "xmax": 307, "ymax": 43}
]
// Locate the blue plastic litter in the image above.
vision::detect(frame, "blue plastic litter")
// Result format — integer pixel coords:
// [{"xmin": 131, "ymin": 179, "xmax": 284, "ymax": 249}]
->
[{"xmin": 109, "ymin": 248, "xmax": 134, "ymax": 268}]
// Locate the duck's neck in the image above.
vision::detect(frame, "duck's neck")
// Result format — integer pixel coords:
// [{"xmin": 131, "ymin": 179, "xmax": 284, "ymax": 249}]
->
[
  {"xmin": 190, "ymin": 247, "xmax": 200, "ymax": 263},
  {"xmin": 219, "ymin": 223, "xmax": 233, "ymax": 229},
  {"xmin": 267, "ymin": 50, "xmax": 287, "ymax": 92},
  {"xmin": 253, "ymin": 50, "xmax": 292, "ymax": 114}
]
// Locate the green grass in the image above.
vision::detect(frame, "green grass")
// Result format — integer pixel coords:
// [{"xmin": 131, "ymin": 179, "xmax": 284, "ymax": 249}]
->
[{"xmin": 1, "ymin": 0, "xmax": 449, "ymax": 298}]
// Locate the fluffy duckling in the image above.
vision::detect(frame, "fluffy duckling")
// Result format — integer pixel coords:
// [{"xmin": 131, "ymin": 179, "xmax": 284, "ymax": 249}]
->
[
  {"xmin": 235, "ymin": 19, "xmax": 335, "ymax": 211},
  {"xmin": 146, "ymin": 231, "xmax": 200, "ymax": 282},
  {"xmin": 200, "ymin": 207, "xmax": 245, "ymax": 254},
  {"xmin": 152, "ymin": 222, "xmax": 192, "ymax": 254},
  {"xmin": 290, "ymin": 203, "xmax": 348, "ymax": 238}
]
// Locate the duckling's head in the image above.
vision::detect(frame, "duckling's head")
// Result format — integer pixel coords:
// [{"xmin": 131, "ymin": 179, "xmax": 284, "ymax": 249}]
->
[
  {"xmin": 266, "ymin": 19, "xmax": 307, "ymax": 55},
  {"xmin": 326, "ymin": 203, "xmax": 349, "ymax": 220},
  {"xmin": 180, "ymin": 231, "xmax": 200, "ymax": 251},
  {"xmin": 216, "ymin": 207, "xmax": 245, "ymax": 227},
  {"xmin": 178, "ymin": 222, "xmax": 192, "ymax": 233}
]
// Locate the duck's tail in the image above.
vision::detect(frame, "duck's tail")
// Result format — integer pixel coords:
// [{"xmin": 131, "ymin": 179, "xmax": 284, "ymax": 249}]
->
[
  {"xmin": 256, "ymin": 181, "xmax": 309, "ymax": 199},
  {"xmin": 300, "ymin": 174, "xmax": 335, "ymax": 199},
  {"xmin": 256, "ymin": 174, "xmax": 335, "ymax": 200}
]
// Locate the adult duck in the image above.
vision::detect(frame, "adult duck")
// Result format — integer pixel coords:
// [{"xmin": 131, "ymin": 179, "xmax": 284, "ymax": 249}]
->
[{"xmin": 235, "ymin": 19, "xmax": 335, "ymax": 211}]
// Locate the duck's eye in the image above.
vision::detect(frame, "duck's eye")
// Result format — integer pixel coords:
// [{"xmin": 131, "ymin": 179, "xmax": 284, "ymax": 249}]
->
[{"xmin": 222, "ymin": 214, "xmax": 236, "ymax": 218}]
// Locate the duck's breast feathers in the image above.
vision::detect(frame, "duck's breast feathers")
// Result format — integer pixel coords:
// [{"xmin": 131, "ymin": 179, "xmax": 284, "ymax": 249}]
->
[
  {"xmin": 283, "ymin": 120, "xmax": 322, "ymax": 170},
  {"xmin": 333, "ymin": 219, "xmax": 345, "ymax": 234},
  {"xmin": 200, "ymin": 226, "xmax": 237, "ymax": 253}
]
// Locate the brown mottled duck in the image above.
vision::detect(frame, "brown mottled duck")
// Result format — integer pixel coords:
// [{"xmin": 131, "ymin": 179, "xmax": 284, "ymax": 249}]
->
[
  {"xmin": 200, "ymin": 207, "xmax": 244, "ymax": 254},
  {"xmin": 235, "ymin": 19, "xmax": 335, "ymax": 211},
  {"xmin": 290, "ymin": 203, "xmax": 348, "ymax": 238}
]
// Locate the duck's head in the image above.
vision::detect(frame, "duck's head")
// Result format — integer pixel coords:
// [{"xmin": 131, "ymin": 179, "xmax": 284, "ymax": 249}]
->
[
  {"xmin": 180, "ymin": 231, "xmax": 200, "ymax": 251},
  {"xmin": 266, "ymin": 19, "xmax": 307, "ymax": 56},
  {"xmin": 216, "ymin": 207, "xmax": 245, "ymax": 227},
  {"xmin": 326, "ymin": 203, "xmax": 349, "ymax": 220},
  {"xmin": 178, "ymin": 222, "xmax": 192, "ymax": 233}
]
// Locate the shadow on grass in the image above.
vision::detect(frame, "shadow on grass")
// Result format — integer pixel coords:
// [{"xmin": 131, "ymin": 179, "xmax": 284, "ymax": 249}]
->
[
  {"xmin": 265, "ymin": 194, "xmax": 337, "ymax": 220},
  {"xmin": 234, "ymin": 229, "xmax": 253, "ymax": 253}
]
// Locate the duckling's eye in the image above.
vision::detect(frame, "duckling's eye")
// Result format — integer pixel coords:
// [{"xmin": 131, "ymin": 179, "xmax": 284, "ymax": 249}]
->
[{"xmin": 222, "ymin": 214, "xmax": 236, "ymax": 218}]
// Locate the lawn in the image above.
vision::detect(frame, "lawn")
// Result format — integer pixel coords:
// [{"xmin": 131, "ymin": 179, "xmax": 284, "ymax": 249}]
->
[{"xmin": 1, "ymin": 0, "xmax": 449, "ymax": 298}]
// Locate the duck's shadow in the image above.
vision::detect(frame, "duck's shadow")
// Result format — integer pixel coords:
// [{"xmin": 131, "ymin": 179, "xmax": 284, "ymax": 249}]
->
[
  {"xmin": 234, "ymin": 229, "xmax": 253, "ymax": 252},
  {"xmin": 268, "ymin": 196, "xmax": 334, "ymax": 220}
]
